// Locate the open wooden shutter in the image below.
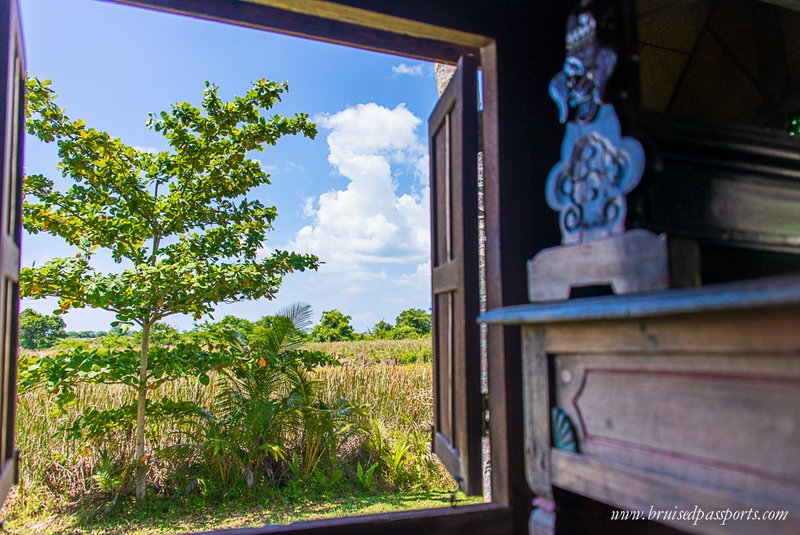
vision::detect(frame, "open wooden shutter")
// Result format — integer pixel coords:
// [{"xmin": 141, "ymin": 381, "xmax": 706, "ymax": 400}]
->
[
  {"xmin": 0, "ymin": 0, "xmax": 23, "ymax": 507},
  {"xmin": 429, "ymin": 54, "xmax": 482, "ymax": 495}
]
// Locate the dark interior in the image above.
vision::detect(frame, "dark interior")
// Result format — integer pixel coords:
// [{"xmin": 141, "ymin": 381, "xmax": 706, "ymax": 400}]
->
[
  {"xmin": 637, "ymin": 0, "xmax": 800, "ymax": 133},
  {"xmin": 631, "ymin": 0, "xmax": 800, "ymax": 284}
]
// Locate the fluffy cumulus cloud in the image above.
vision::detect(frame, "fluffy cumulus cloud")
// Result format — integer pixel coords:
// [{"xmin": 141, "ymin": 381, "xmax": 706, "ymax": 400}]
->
[
  {"xmin": 286, "ymin": 103, "xmax": 432, "ymax": 329},
  {"xmin": 293, "ymin": 103, "xmax": 429, "ymax": 266},
  {"xmin": 392, "ymin": 63, "xmax": 425, "ymax": 77}
]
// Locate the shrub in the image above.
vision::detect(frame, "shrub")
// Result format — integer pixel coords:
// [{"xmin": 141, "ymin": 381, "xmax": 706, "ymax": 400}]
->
[
  {"xmin": 310, "ymin": 310, "xmax": 356, "ymax": 342},
  {"xmin": 394, "ymin": 308, "xmax": 431, "ymax": 337}
]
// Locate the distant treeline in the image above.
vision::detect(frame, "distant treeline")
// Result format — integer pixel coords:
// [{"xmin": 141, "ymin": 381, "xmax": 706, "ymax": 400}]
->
[
  {"xmin": 65, "ymin": 330, "xmax": 106, "ymax": 339},
  {"xmin": 19, "ymin": 307, "xmax": 432, "ymax": 350}
]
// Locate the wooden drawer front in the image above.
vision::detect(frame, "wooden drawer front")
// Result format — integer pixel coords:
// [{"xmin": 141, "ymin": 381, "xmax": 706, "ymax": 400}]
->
[{"xmin": 553, "ymin": 354, "xmax": 800, "ymax": 513}]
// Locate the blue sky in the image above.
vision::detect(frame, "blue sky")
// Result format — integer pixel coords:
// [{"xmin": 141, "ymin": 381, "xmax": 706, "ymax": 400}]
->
[{"xmin": 20, "ymin": 0, "xmax": 438, "ymax": 332}]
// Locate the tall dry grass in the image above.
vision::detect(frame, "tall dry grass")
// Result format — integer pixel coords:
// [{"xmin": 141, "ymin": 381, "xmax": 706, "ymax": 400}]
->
[
  {"xmin": 314, "ymin": 364, "xmax": 431, "ymax": 432},
  {"xmin": 303, "ymin": 338, "xmax": 431, "ymax": 366},
  {"xmin": 11, "ymin": 338, "xmax": 437, "ymax": 505},
  {"xmin": 14, "ymin": 377, "xmax": 225, "ymax": 500}
]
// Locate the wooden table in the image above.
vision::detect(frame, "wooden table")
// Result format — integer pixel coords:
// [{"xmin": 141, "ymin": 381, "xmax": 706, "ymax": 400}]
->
[{"xmin": 482, "ymin": 275, "xmax": 800, "ymax": 534}]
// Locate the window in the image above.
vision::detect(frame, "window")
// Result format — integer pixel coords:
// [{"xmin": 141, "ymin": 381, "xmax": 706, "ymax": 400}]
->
[{"xmin": 2, "ymin": 1, "xmax": 531, "ymax": 533}]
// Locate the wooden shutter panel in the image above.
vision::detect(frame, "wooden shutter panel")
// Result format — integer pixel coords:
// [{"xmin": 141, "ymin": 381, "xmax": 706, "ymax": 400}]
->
[
  {"xmin": 0, "ymin": 0, "xmax": 23, "ymax": 507},
  {"xmin": 428, "ymin": 54, "xmax": 481, "ymax": 495}
]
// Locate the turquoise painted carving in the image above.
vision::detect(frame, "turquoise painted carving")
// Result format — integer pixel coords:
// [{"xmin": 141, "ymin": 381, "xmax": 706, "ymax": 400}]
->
[
  {"xmin": 551, "ymin": 407, "xmax": 579, "ymax": 452},
  {"xmin": 547, "ymin": 8, "xmax": 644, "ymax": 245}
]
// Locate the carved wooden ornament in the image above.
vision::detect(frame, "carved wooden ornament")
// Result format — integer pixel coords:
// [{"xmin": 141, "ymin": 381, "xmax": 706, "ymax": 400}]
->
[
  {"xmin": 528, "ymin": 4, "xmax": 669, "ymax": 302},
  {"xmin": 547, "ymin": 10, "xmax": 644, "ymax": 245}
]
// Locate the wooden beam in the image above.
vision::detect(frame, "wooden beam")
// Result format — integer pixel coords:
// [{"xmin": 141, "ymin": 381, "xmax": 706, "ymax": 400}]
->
[
  {"xmin": 481, "ymin": 2, "xmax": 571, "ymax": 531},
  {"xmin": 242, "ymin": 0, "xmax": 489, "ymax": 49},
  {"xmin": 100, "ymin": 0, "xmax": 484, "ymax": 63}
]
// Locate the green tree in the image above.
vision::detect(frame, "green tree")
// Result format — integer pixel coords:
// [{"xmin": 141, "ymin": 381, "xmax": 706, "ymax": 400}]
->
[
  {"xmin": 388, "ymin": 324, "xmax": 419, "ymax": 340},
  {"xmin": 18, "ymin": 308, "xmax": 66, "ymax": 349},
  {"xmin": 370, "ymin": 320, "xmax": 394, "ymax": 339},
  {"xmin": 188, "ymin": 315, "xmax": 253, "ymax": 351},
  {"xmin": 395, "ymin": 308, "xmax": 432, "ymax": 337},
  {"xmin": 21, "ymin": 76, "xmax": 318, "ymax": 499},
  {"xmin": 130, "ymin": 322, "xmax": 180, "ymax": 350},
  {"xmin": 310, "ymin": 309, "xmax": 355, "ymax": 342}
]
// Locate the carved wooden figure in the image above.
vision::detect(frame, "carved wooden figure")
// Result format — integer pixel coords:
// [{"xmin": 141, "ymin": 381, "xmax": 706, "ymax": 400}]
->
[{"xmin": 528, "ymin": 2, "xmax": 671, "ymax": 303}]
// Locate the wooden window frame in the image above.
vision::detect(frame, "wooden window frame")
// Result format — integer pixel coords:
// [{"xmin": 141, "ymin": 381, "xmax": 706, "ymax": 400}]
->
[{"xmin": 19, "ymin": 1, "xmax": 535, "ymax": 533}]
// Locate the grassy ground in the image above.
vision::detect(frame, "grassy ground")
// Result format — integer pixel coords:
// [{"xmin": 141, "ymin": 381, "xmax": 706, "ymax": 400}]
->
[
  {"xmin": 2, "ymin": 486, "xmax": 480, "ymax": 534},
  {"xmin": 2, "ymin": 338, "xmax": 481, "ymax": 534}
]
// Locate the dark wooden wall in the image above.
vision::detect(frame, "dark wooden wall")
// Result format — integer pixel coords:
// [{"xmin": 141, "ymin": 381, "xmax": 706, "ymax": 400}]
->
[{"xmin": 481, "ymin": 4, "xmax": 568, "ymax": 533}]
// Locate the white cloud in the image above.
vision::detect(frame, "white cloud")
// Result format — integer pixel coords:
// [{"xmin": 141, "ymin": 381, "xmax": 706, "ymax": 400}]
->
[
  {"xmin": 392, "ymin": 63, "xmax": 424, "ymax": 77},
  {"xmin": 282, "ymin": 102, "xmax": 432, "ymax": 329},
  {"xmin": 295, "ymin": 103, "xmax": 429, "ymax": 267},
  {"xmin": 302, "ymin": 196, "xmax": 316, "ymax": 218}
]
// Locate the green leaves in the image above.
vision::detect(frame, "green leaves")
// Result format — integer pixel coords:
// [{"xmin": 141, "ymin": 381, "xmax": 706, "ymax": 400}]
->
[
  {"xmin": 62, "ymin": 398, "xmax": 209, "ymax": 442},
  {"xmin": 311, "ymin": 310, "xmax": 356, "ymax": 342},
  {"xmin": 24, "ymin": 78, "xmax": 156, "ymax": 265},
  {"xmin": 18, "ymin": 346, "xmax": 140, "ymax": 404},
  {"xmin": 23, "ymin": 75, "xmax": 319, "ymax": 496},
  {"xmin": 18, "ymin": 341, "xmax": 242, "ymax": 404},
  {"xmin": 356, "ymin": 461, "xmax": 379, "ymax": 490},
  {"xmin": 22, "ymin": 76, "xmax": 319, "ymax": 323}
]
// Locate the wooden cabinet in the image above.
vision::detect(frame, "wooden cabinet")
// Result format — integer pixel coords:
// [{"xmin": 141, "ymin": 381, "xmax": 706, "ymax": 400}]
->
[{"xmin": 483, "ymin": 275, "xmax": 800, "ymax": 534}]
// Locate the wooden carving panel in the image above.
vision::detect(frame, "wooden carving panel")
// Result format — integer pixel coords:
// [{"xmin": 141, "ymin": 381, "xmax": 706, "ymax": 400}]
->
[
  {"xmin": 553, "ymin": 354, "xmax": 800, "ymax": 509},
  {"xmin": 496, "ymin": 281, "xmax": 800, "ymax": 534}
]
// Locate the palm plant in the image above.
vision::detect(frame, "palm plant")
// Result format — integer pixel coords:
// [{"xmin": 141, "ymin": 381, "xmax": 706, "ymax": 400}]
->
[
  {"xmin": 212, "ymin": 303, "xmax": 316, "ymax": 485},
  {"xmin": 215, "ymin": 303, "xmax": 346, "ymax": 482},
  {"xmin": 171, "ymin": 303, "xmax": 365, "ymax": 489},
  {"xmin": 282, "ymin": 361, "xmax": 367, "ymax": 477}
]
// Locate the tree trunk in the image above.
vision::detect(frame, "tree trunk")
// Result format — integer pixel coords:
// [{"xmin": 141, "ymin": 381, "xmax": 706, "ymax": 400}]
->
[{"xmin": 135, "ymin": 321, "xmax": 151, "ymax": 500}]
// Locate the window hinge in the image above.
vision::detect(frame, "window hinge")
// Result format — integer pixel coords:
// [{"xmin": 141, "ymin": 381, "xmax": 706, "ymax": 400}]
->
[{"xmin": 481, "ymin": 393, "xmax": 490, "ymax": 437}]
